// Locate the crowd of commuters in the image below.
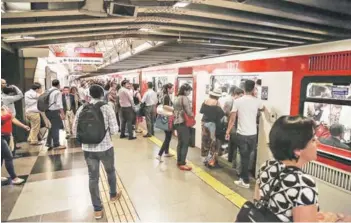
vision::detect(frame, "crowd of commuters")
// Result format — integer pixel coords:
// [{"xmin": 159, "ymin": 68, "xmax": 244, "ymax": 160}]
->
[{"xmin": 2, "ymin": 76, "xmax": 350, "ymax": 222}]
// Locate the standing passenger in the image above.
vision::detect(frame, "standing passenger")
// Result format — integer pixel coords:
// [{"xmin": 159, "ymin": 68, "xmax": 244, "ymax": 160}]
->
[
  {"xmin": 46, "ymin": 80, "xmax": 66, "ymax": 150},
  {"xmin": 225, "ymin": 80, "xmax": 265, "ymax": 188},
  {"xmin": 62, "ymin": 86, "xmax": 76, "ymax": 139},
  {"xmin": 24, "ymin": 82, "xmax": 43, "ymax": 145},
  {"xmin": 156, "ymin": 83, "xmax": 175, "ymax": 161},
  {"xmin": 72, "ymin": 85, "xmax": 121, "ymax": 220},
  {"xmin": 118, "ymin": 80, "xmax": 136, "ymax": 140},
  {"xmin": 141, "ymin": 82, "xmax": 158, "ymax": 138},
  {"xmin": 173, "ymin": 83, "xmax": 194, "ymax": 171},
  {"xmin": 132, "ymin": 84, "xmax": 143, "ymax": 133}
]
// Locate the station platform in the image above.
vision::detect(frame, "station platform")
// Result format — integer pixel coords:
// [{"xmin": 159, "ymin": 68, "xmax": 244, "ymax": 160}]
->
[{"xmin": 1, "ymin": 129, "xmax": 251, "ymax": 222}]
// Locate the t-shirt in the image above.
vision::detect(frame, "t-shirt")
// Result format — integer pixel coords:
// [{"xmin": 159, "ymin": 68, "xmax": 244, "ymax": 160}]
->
[
  {"xmin": 231, "ymin": 95, "xmax": 264, "ymax": 135},
  {"xmin": 257, "ymin": 160, "xmax": 319, "ymax": 222},
  {"xmin": 1, "ymin": 113, "xmax": 13, "ymax": 136}
]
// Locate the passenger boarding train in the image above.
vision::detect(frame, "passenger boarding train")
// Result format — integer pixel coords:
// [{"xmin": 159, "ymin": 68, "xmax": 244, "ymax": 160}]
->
[{"xmin": 82, "ymin": 40, "xmax": 351, "ymax": 177}]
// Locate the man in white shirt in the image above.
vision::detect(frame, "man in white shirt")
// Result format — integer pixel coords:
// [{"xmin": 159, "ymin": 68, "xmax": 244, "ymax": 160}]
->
[
  {"xmin": 1, "ymin": 79, "xmax": 23, "ymax": 116},
  {"xmin": 141, "ymin": 82, "xmax": 158, "ymax": 137},
  {"xmin": 226, "ymin": 80, "xmax": 265, "ymax": 189},
  {"xmin": 46, "ymin": 80, "xmax": 65, "ymax": 150},
  {"xmin": 24, "ymin": 82, "xmax": 43, "ymax": 145}
]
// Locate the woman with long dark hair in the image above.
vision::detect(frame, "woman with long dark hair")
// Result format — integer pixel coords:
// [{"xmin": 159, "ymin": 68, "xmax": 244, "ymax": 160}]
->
[
  {"xmin": 156, "ymin": 83, "xmax": 175, "ymax": 162},
  {"xmin": 173, "ymin": 83, "xmax": 194, "ymax": 171}
]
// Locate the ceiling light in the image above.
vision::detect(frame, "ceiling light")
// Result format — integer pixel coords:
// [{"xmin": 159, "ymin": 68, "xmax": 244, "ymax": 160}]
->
[
  {"xmin": 173, "ymin": 1, "xmax": 190, "ymax": 8},
  {"xmin": 22, "ymin": 36, "xmax": 35, "ymax": 40},
  {"xmin": 139, "ymin": 28, "xmax": 150, "ymax": 32},
  {"xmin": 4, "ymin": 35, "xmax": 35, "ymax": 40}
]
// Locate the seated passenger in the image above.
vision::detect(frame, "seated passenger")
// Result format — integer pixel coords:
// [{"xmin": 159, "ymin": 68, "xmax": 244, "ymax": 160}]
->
[
  {"xmin": 319, "ymin": 124, "xmax": 350, "ymax": 150},
  {"xmin": 200, "ymin": 88, "xmax": 225, "ymax": 167},
  {"xmin": 255, "ymin": 116, "xmax": 319, "ymax": 222}
]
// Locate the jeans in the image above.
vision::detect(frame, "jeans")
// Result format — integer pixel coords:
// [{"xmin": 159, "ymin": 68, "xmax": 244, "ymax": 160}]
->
[
  {"xmin": 84, "ymin": 147, "xmax": 117, "ymax": 211},
  {"xmin": 175, "ymin": 123, "xmax": 190, "ymax": 165},
  {"xmin": 1, "ymin": 135, "xmax": 17, "ymax": 179},
  {"xmin": 120, "ymin": 107, "xmax": 133, "ymax": 138},
  {"xmin": 145, "ymin": 105, "xmax": 155, "ymax": 135},
  {"xmin": 158, "ymin": 130, "xmax": 172, "ymax": 156},
  {"xmin": 45, "ymin": 110, "xmax": 62, "ymax": 147},
  {"xmin": 237, "ymin": 134, "xmax": 257, "ymax": 184}
]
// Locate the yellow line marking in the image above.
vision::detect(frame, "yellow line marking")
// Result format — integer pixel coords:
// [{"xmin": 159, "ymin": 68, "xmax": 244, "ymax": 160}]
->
[{"xmin": 148, "ymin": 135, "xmax": 247, "ymax": 208}]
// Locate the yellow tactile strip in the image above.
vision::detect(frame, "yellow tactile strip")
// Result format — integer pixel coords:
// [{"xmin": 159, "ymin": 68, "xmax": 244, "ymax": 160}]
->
[
  {"xmin": 99, "ymin": 165, "xmax": 140, "ymax": 222},
  {"xmin": 148, "ymin": 136, "xmax": 248, "ymax": 209}
]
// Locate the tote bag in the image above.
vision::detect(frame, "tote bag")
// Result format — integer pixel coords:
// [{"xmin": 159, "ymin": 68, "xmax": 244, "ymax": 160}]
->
[{"xmin": 181, "ymin": 96, "xmax": 196, "ymax": 127}]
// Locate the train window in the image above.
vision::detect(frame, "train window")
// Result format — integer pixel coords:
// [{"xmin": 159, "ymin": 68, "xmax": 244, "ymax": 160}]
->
[
  {"xmin": 306, "ymin": 83, "xmax": 351, "ymax": 100},
  {"xmin": 300, "ymin": 76, "xmax": 351, "ymax": 154}
]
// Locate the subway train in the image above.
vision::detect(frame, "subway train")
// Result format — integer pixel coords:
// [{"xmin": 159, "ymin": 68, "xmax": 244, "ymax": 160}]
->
[{"xmin": 96, "ymin": 40, "xmax": 351, "ymax": 172}]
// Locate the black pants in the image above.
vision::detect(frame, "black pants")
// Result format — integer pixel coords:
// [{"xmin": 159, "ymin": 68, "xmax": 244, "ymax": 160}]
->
[
  {"xmin": 237, "ymin": 134, "xmax": 257, "ymax": 184},
  {"xmin": 175, "ymin": 123, "xmax": 190, "ymax": 166},
  {"xmin": 120, "ymin": 107, "xmax": 133, "ymax": 138},
  {"xmin": 158, "ymin": 130, "xmax": 172, "ymax": 156},
  {"xmin": 45, "ymin": 110, "xmax": 62, "ymax": 147},
  {"xmin": 1, "ymin": 135, "xmax": 17, "ymax": 179}
]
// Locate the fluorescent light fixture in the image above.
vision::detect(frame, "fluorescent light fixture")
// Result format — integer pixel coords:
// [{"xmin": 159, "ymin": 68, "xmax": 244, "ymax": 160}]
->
[
  {"xmin": 22, "ymin": 36, "xmax": 35, "ymax": 40},
  {"xmin": 4, "ymin": 35, "xmax": 36, "ymax": 41},
  {"xmin": 139, "ymin": 28, "xmax": 150, "ymax": 32},
  {"xmin": 173, "ymin": 1, "xmax": 190, "ymax": 8}
]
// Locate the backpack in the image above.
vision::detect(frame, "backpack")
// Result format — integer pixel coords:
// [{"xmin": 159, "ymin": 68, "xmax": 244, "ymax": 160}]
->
[
  {"xmin": 133, "ymin": 91, "xmax": 140, "ymax": 105},
  {"xmin": 37, "ymin": 89, "xmax": 58, "ymax": 112},
  {"xmin": 76, "ymin": 102, "xmax": 108, "ymax": 144}
]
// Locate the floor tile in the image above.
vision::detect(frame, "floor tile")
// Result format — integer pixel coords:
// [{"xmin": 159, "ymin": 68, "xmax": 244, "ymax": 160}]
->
[
  {"xmin": 38, "ymin": 147, "xmax": 82, "ymax": 156},
  {"xmin": 1, "ymin": 183, "xmax": 26, "ymax": 222},
  {"xmin": 8, "ymin": 175, "xmax": 91, "ymax": 220},
  {"xmin": 8, "ymin": 214, "xmax": 42, "ymax": 222},
  {"xmin": 26, "ymin": 168, "xmax": 88, "ymax": 183},
  {"xmin": 2, "ymin": 156, "xmax": 37, "ymax": 178},
  {"xmin": 30, "ymin": 151, "xmax": 86, "ymax": 174},
  {"xmin": 40, "ymin": 205, "xmax": 104, "ymax": 222}
]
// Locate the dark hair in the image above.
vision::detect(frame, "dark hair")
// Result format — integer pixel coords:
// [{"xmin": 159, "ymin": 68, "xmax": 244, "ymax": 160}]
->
[
  {"xmin": 63, "ymin": 86, "xmax": 70, "ymax": 90},
  {"xmin": 70, "ymin": 86, "xmax": 78, "ymax": 94},
  {"xmin": 234, "ymin": 88, "xmax": 244, "ymax": 96},
  {"xmin": 256, "ymin": 79, "xmax": 262, "ymax": 86},
  {"xmin": 269, "ymin": 116, "xmax": 315, "ymax": 161},
  {"xmin": 178, "ymin": 83, "xmax": 192, "ymax": 96},
  {"xmin": 121, "ymin": 80, "xmax": 129, "ymax": 87},
  {"xmin": 116, "ymin": 84, "xmax": 121, "ymax": 91},
  {"xmin": 2, "ymin": 86, "xmax": 16, "ymax": 95},
  {"xmin": 147, "ymin": 82, "xmax": 153, "ymax": 89},
  {"xmin": 244, "ymin": 80, "xmax": 255, "ymax": 93},
  {"xmin": 133, "ymin": 83, "xmax": 140, "ymax": 91},
  {"xmin": 104, "ymin": 82, "xmax": 111, "ymax": 91},
  {"xmin": 31, "ymin": 82, "xmax": 42, "ymax": 90},
  {"xmin": 52, "ymin": 79, "xmax": 60, "ymax": 87},
  {"xmin": 89, "ymin": 84, "xmax": 104, "ymax": 99},
  {"xmin": 229, "ymin": 86, "xmax": 237, "ymax": 95},
  {"xmin": 209, "ymin": 95, "xmax": 220, "ymax": 100},
  {"xmin": 162, "ymin": 83, "xmax": 173, "ymax": 95},
  {"xmin": 330, "ymin": 124, "xmax": 344, "ymax": 137},
  {"xmin": 221, "ymin": 86, "xmax": 228, "ymax": 94}
]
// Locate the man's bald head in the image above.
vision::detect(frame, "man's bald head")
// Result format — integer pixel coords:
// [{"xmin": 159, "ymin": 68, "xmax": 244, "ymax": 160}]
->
[{"xmin": 1, "ymin": 79, "xmax": 7, "ymax": 90}]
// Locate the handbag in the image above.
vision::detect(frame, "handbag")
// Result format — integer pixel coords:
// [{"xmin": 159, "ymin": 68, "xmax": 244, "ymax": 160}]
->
[
  {"xmin": 155, "ymin": 115, "xmax": 171, "ymax": 131},
  {"xmin": 181, "ymin": 96, "xmax": 196, "ymax": 127},
  {"xmin": 235, "ymin": 168, "xmax": 295, "ymax": 222}
]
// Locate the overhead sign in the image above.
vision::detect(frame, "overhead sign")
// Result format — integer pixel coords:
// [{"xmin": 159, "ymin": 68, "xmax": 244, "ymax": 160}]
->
[
  {"xmin": 47, "ymin": 57, "xmax": 103, "ymax": 65},
  {"xmin": 55, "ymin": 52, "xmax": 103, "ymax": 58}
]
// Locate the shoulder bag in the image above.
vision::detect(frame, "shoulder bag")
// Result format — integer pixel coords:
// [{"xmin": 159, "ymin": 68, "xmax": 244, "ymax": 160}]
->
[
  {"xmin": 235, "ymin": 167, "xmax": 295, "ymax": 222},
  {"xmin": 181, "ymin": 96, "xmax": 196, "ymax": 127}
]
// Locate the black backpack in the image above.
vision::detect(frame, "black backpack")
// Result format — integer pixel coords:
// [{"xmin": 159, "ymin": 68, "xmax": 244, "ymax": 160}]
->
[
  {"xmin": 37, "ymin": 89, "xmax": 57, "ymax": 112},
  {"xmin": 76, "ymin": 102, "xmax": 108, "ymax": 144}
]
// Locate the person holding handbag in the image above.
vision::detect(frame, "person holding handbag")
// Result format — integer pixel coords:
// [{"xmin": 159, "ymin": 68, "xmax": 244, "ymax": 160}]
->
[
  {"xmin": 156, "ymin": 83, "xmax": 175, "ymax": 162},
  {"xmin": 173, "ymin": 83, "xmax": 194, "ymax": 171}
]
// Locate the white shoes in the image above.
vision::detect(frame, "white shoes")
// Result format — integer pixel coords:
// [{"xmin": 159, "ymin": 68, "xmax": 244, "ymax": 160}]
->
[
  {"xmin": 1, "ymin": 177, "xmax": 8, "ymax": 182},
  {"xmin": 234, "ymin": 178, "xmax": 250, "ymax": 189},
  {"xmin": 156, "ymin": 156, "xmax": 163, "ymax": 162},
  {"xmin": 12, "ymin": 178, "xmax": 25, "ymax": 185}
]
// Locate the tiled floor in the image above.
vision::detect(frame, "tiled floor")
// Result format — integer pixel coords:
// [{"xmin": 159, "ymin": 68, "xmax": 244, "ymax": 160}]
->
[{"xmin": 1, "ymin": 129, "xmax": 240, "ymax": 222}]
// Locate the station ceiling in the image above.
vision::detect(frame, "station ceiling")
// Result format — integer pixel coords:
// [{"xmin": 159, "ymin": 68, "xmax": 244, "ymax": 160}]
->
[{"xmin": 2, "ymin": 0, "xmax": 351, "ymax": 74}]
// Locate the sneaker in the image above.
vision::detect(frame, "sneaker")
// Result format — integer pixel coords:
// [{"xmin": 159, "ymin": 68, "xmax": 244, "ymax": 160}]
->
[
  {"xmin": 1, "ymin": 177, "xmax": 8, "ymax": 182},
  {"xmin": 164, "ymin": 154, "xmax": 174, "ymax": 158},
  {"xmin": 120, "ymin": 135, "xmax": 126, "ymax": 139},
  {"xmin": 143, "ymin": 134, "xmax": 152, "ymax": 138},
  {"xmin": 94, "ymin": 210, "xmax": 103, "ymax": 220},
  {"xmin": 234, "ymin": 178, "xmax": 250, "ymax": 189},
  {"xmin": 12, "ymin": 177, "xmax": 25, "ymax": 185},
  {"xmin": 156, "ymin": 156, "xmax": 163, "ymax": 162},
  {"xmin": 110, "ymin": 191, "xmax": 122, "ymax": 203}
]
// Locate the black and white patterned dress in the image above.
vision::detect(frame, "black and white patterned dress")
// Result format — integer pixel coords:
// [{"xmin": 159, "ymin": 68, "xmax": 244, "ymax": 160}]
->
[{"xmin": 257, "ymin": 160, "xmax": 319, "ymax": 222}]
